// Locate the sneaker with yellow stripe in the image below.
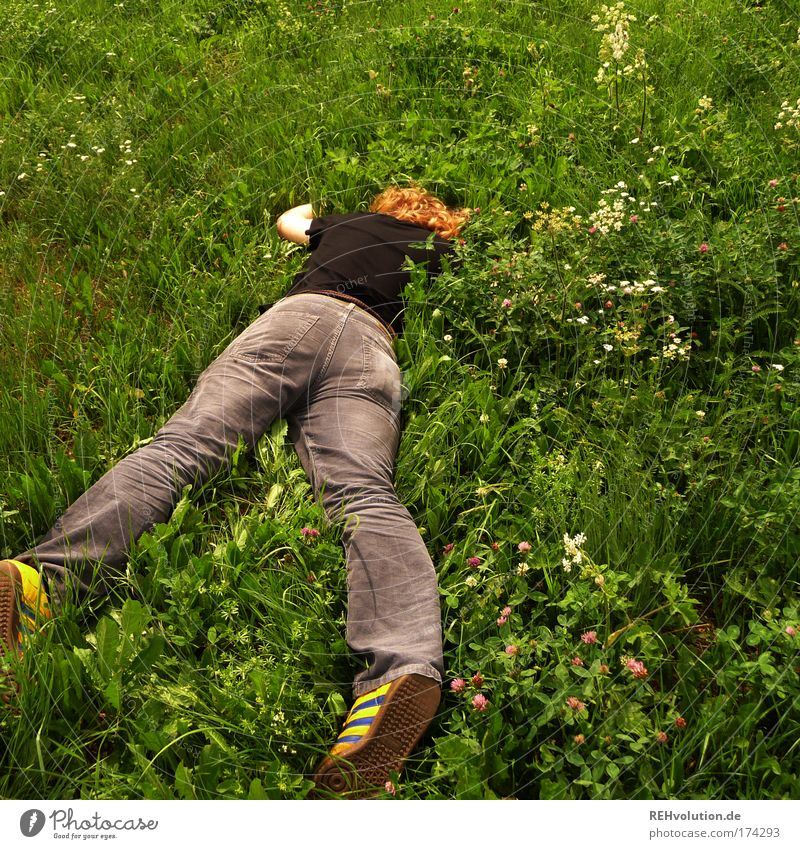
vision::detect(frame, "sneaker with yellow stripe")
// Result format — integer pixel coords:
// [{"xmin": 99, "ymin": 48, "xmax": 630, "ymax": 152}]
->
[
  {"xmin": 313, "ymin": 673, "xmax": 441, "ymax": 798},
  {"xmin": 0, "ymin": 559, "xmax": 51, "ymax": 658},
  {"xmin": 329, "ymin": 681, "xmax": 393, "ymax": 756}
]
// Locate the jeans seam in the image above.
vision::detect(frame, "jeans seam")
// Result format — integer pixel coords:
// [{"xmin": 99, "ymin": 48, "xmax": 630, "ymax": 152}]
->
[{"xmin": 307, "ymin": 302, "xmax": 355, "ymax": 394}]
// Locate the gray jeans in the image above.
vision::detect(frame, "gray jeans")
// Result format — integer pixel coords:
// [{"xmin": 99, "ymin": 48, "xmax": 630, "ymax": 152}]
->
[{"xmin": 17, "ymin": 294, "xmax": 443, "ymax": 696}]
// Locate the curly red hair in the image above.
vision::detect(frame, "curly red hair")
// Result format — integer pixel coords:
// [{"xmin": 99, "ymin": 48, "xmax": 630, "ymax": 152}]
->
[{"xmin": 369, "ymin": 185, "xmax": 470, "ymax": 240}]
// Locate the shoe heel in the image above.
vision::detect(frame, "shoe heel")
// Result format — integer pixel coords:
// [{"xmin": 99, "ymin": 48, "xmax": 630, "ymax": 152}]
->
[{"xmin": 312, "ymin": 674, "xmax": 441, "ymax": 798}]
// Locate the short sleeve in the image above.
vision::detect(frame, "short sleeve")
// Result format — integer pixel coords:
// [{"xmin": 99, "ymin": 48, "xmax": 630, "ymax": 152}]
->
[{"xmin": 305, "ymin": 216, "xmax": 330, "ymax": 251}]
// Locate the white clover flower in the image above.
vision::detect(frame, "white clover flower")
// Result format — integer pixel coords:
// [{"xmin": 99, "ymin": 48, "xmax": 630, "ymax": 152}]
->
[
  {"xmin": 497, "ymin": 358, "xmax": 508, "ymax": 369},
  {"xmin": 443, "ymin": 334, "xmax": 452, "ymax": 342},
  {"xmin": 479, "ymin": 413, "xmax": 490, "ymax": 424},
  {"xmin": 603, "ymin": 343, "xmax": 613, "ymax": 351},
  {"xmin": 770, "ymin": 363, "xmax": 784, "ymax": 371},
  {"xmin": 576, "ymin": 315, "xmax": 590, "ymax": 325},
  {"xmin": 695, "ymin": 410, "xmax": 706, "ymax": 419},
  {"xmin": 671, "ymin": 174, "xmax": 680, "ymax": 182}
]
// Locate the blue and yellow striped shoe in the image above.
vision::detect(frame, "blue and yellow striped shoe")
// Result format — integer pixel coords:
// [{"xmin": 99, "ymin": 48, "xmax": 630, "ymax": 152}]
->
[
  {"xmin": 0, "ymin": 559, "xmax": 51, "ymax": 659},
  {"xmin": 313, "ymin": 674, "xmax": 441, "ymax": 798}
]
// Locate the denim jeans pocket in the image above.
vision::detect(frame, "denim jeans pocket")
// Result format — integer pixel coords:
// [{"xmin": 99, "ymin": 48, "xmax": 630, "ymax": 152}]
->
[
  {"xmin": 229, "ymin": 310, "xmax": 319, "ymax": 364},
  {"xmin": 358, "ymin": 336, "xmax": 402, "ymax": 413}
]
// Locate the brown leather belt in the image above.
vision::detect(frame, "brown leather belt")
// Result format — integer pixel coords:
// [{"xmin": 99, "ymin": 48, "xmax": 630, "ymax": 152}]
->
[{"xmin": 312, "ymin": 289, "xmax": 398, "ymax": 342}]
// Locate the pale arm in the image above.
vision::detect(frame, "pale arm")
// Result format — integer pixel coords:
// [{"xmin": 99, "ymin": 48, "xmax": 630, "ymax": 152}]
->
[{"xmin": 276, "ymin": 203, "xmax": 316, "ymax": 246}]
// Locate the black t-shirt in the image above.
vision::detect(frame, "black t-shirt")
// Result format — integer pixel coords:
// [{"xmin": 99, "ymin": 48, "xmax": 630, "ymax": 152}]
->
[{"xmin": 285, "ymin": 212, "xmax": 454, "ymax": 334}]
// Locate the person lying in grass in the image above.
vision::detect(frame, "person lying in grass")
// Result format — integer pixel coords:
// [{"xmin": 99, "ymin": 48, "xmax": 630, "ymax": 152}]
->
[{"xmin": 0, "ymin": 184, "xmax": 470, "ymax": 798}]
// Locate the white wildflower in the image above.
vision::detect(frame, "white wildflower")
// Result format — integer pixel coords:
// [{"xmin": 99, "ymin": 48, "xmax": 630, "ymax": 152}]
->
[
  {"xmin": 775, "ymin": 98, "xmax": 800, "ymax": 132},
  {"xmin": 561, "ymin": 531, "xmax": 588, "ymax": 573},
  {"xmin": 593, "ymin": 3, "xmax": 642, "ymax": 86}
]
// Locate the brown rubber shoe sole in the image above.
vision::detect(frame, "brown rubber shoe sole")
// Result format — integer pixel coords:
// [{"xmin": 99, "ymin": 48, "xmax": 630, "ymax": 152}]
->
[
  {"xmin": 0, "ymin": 561, "xmax": 23, "ymax": 701},
  {"xmin": 0, "ymin": 561, "xmax": 22, "ymax": 658},
  {"xmin": 312, "ymin": 673, "xmax": 441, "ymax": 798}
]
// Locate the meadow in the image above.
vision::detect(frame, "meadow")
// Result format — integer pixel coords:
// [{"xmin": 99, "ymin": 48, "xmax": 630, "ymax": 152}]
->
[{"xmin": 0, "ymin": 0, "xmax": 798, "ymax": 799}]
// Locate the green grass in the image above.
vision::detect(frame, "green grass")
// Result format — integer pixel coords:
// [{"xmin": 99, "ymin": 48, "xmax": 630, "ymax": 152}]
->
[{"xmin": 1, "ymin": 0, "xmax": 799, "ymax": 799}]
